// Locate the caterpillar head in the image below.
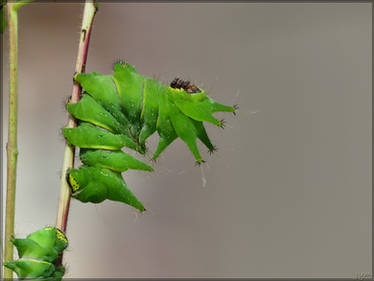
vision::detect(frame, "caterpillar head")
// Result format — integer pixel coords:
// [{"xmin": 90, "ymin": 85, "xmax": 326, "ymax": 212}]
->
[{"xmin": 170, "ymin": 77, "xmax": 201, "ymax": 94}]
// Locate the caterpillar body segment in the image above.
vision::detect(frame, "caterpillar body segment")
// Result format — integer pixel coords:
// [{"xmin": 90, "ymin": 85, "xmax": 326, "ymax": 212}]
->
[
  {"xmin": 5, "ymin": 259, "xmax": 55, "ymax": 279},
  {"xmin": 75, "ymin": 72, "xmax": 131, "ymax": 135},
  {"xmin": 64, "ymin": 61, "xmax": 236, "ymax": 209},
  {"xmin": 63, "ymin": 122, "xmax": 138, "ymax": 151},
  {"xmin": 168, "ymin": 102, "xmax": 203, "ymax": 163},
  {"xmin": 190, "ymin": 119, "xmax": 216, "ymax": 153},
  {"xmin": 138, "ymin": 78, "xmax": 163, "ymax": 146},
  {"xmin": 67, "ymin": 166, "xmax": 145, "ymax": 211},
  {"xmin": 67, "ymin": 94, "xmax": 125, "ymax": 134},
  {"xmin": 4, "ymin": 227, "xmax": 68, "ymax": 280},
  {"xmin": 173, "ymin": 95, "xmax": 234, "ymax": 126},
  {"xmin": 112, "ymin": 60, "xmax": 144, "ymax": 125},
  {"xmin": 80, "ymin": 149, "xmax": 153, "ymax": 172}
]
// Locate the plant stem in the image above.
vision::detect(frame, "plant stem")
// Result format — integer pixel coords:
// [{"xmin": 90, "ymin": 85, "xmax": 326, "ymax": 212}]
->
[
  {"xmin": 4, "ymin": 4, "xmax": 18, "ymax": 279},
  {"xmin": 4, "ymin": 1, "xmax": 31, "ymax": 279},
  {"xmin": 56, "ymin": 0, "xmax": 96, "ymax": 240}
]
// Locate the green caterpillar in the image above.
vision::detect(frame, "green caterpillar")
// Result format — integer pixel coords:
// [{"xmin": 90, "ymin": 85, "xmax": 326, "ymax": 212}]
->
[
  {"xmin": 4, "ymin": 227, "xmax": 68, "ymax": 281},
  {"xmin": 63, "ymin": 61, "xmax": 237, "ymax": 211}
]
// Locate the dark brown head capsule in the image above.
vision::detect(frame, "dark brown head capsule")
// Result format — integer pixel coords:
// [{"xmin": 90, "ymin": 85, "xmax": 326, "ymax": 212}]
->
[
  {"xmin": 170, "ymin": 77, "xmax": 201, "ymax": 93},
  {"xmin": 182, "ymin": 80, "xmax": 190, "ymax": 89},
  {"xmin": 170, "ymin": 77, "xmax": 179, "ymax": 88}
]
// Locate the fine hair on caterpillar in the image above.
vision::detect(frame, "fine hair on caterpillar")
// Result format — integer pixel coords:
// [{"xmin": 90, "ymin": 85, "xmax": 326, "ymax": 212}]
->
[{"xmin": 219, "ymin": 119, "xmax": 226, "ymax": 129}]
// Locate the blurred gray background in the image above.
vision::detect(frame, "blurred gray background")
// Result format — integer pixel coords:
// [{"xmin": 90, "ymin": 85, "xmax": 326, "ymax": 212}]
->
[{"xmin": 1, "ymin": 2, "xmax": 371, "ymax": 278}]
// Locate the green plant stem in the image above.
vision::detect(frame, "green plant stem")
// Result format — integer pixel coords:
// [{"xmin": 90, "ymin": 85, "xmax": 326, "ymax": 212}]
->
[
  {"xmin": 4, "ymin": 2, "xmax": 31, "ymax": 279},
  {"xmin": 4, "ymin": 4, "xmax": 18, "ymax": 280},
  {"xmin": 56, "ymin": 0, "xmax": 96, "ymax": 245}
]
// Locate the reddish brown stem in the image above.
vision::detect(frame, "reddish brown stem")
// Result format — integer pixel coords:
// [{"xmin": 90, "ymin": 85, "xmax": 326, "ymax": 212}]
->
[{"xmin": 56, "ymin": 0, "xmax": 97, "ymax": 239}]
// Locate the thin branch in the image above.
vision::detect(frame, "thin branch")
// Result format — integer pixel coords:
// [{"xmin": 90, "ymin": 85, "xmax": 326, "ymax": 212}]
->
[
  {"xmin": 56, "ymin": 0, "xmax": 97, "ymax": 247},
  {"xmin": 4, "ymin": 2, "xmax": 33, "ymax": 279},
  {"xmin": 4, "ymin": 3, "xmax": 18, "ymax": 280}
]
